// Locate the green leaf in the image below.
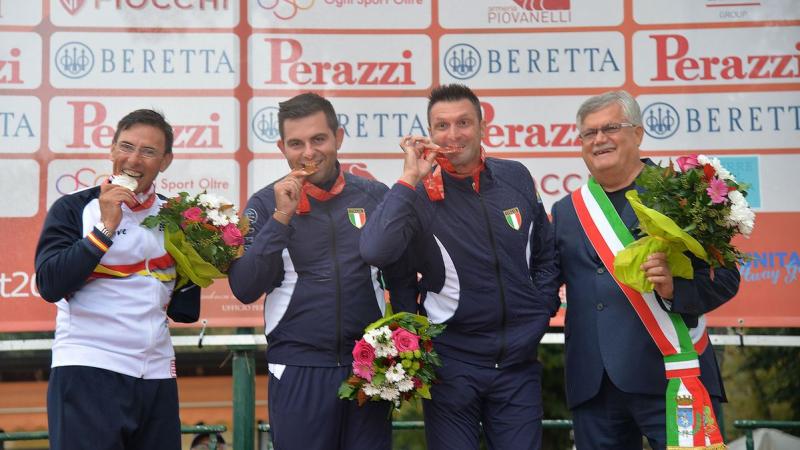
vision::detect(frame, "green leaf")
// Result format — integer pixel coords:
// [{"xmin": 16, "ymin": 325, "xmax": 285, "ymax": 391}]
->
[{"xmin": 338, "ymin": 382, "xmax": 356, "ymax": 399}]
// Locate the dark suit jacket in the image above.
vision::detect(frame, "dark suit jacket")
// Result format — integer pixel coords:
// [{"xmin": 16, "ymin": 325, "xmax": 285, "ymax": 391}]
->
[{"xmin": 551, "ymin": 170, "xmax": 741, "ymax": 409}]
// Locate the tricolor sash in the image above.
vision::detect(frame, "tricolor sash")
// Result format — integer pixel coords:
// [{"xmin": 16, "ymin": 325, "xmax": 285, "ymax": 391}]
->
[
  {"xmin": 92, "ymin": 252, "xmax": 177, "ymax": 282},
  {"xmin": 572, "ymin": 178, "xmax": 725, "ymax": 449}
]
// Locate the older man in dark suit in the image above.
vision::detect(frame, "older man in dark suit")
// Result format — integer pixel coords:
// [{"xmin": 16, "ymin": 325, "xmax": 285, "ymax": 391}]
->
[{"xmin": 551, "ymin": 90, "xmax": 740, "ymax": 449}]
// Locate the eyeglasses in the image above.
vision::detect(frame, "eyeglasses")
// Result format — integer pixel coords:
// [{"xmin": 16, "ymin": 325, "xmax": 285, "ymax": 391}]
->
[
  {"xmin": 115, "ymin": 142, "xmax": 163, "ymax": 159},
  {"xmin": 578, "ymin": 123, "xmax": 638, "ymax": 142}
]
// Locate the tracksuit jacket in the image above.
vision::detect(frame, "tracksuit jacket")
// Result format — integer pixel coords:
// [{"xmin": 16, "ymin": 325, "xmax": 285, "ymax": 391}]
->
[
  {"xmin": 360, "ymin": 157, "xmax": 561, "ymax": 368},
  {"xmin": 227, "ymin": 170, "xmax": 416, "ymax": 367},
  {"xmin": 34, "ymin": 185, "xmax": 200, "ymax": 379}
]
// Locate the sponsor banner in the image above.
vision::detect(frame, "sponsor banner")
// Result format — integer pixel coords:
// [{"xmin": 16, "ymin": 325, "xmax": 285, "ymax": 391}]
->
[
  {"xmin": 711, "ymin": 213, "xmax": 800, "ymax": 327},
  {"xmin": 634, "ymin": 0, "xmax": 800, "ymax": 24},
  {"xmin": 0, "ymin": 96, "xmax": 41, "ymax": 154},
  {"xmin": 637, "ymin": 92, "xmax": 800, "ymax": 151},
  {"xmin": 50, "ymin": 32, "xmax": 240, "ymax": 89},
  {"xmin": 248, "ymin": 34, "xmax": 432, "ymax": 90},
  {"xmin": 480, "ymin": 96, "xmax": 583, "ymax": 153},
  {"xmin": 248, "ymin": 97, "xmax": 429, "ymax": 153},
  {"xmin": 47, "ymin": 158, "xmax": 240, "ymax": 209},
  {"xmin": 517, "ymin": 157, "xmax": 589, "ymax": 212},
  {"xmin": 0, "ymin": 0, "xmax": 43, "ymax": 25},
  {"xmin": 51, "ymin": 0, "xmax": 239, "ymax": 28},
  {"xmin": 439, "ymin": 0, "xmax": 622, "ymax": 29},
  {"xmin": 633, "ymin": 27, "xmax": 800, "ymax": 87},
  {"xmin": 248, "ymin": 0, "xmax": 431, "ymax": 29},
  {"xmin": 0, "ymin": 160, "xmax": 39, "ymax": 217},
  {"xmin": 49, "ymin": 97, "xmax": 239, "ymax": 154},
  {"xmin": 0, "ymin": 32, "xmax": 42, "ymax": 90},
  {"xmin": 439, "ymin": 32, "xmax": 625, "ymax": 88}
]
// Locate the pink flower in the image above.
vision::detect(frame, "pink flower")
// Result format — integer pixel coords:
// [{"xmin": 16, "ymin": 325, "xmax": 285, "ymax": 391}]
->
[
  {"xmin": 353, "ymin": 362, "xmax": 373, "ymax": 382},
  {"xmin": 352, "ymin": 339, "xmax": 376, "ymax": 366},
  {"xmin": 221, "ymin": 223, "xmax": 244, "ymax": 246},
  {"xmin": 676, "ymin": 155, "xmax": 699, "ymax": 172},
  {"xmin": 391, "ymin": 328, "xmax": 420, "ymax": 353},
  {"xmin": 182, "ymin": 206, "xmax": 203, "ymax": 223},
  {"xmin": 706, "ymin": 178, "xmax": 729, "ymax": 204}
]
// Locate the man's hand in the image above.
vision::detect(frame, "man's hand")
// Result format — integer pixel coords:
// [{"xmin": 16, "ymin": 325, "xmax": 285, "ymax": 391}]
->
[
  {"xmin": 399, "ymin": 135, "xmax": 439, "ymax": 186},
  {"xmin": 98, "ymin": 183, "xmax": 137, "ymax": 233},
  {"xmin": 273, "ymin": 175, "xmax": 304, "ymax": 225},
  {"xmin": 641, "ymin": 252, "xmax": 674, "ymax": 300}
]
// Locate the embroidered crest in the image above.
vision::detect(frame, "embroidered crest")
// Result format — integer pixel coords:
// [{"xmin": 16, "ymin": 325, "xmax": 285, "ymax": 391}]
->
[
  {"xmin": 503, "ymin": 207, "xmax": 522, "ymax": 230},
  {"xmin": 347, "ymin": 208, "xmax": 366, "ymax": 229}
]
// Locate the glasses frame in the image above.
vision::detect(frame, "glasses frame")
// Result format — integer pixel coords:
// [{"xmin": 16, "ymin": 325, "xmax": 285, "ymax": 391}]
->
[
  {"xmin": 578, "ymin": 122, "xmax": 638, "ymax": 142},
  {"xmin": 114, "ymin": 141, "xmax": 164, "ymax": 159}
]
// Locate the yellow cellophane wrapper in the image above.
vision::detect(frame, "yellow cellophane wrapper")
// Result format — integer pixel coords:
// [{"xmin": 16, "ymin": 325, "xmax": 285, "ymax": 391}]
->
[
  {"xmin": 163, "ymin": 227, "xmax": 226, "ymax": 289},
  {"xmin": 613, "ymin": 190, "xmax": 709, "ymax": 293}
]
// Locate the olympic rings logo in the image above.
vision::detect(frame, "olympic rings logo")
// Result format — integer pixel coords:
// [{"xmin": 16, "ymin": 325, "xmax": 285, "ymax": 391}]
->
[
  {"xmin": 257, "ymin": 0, "xmax": 315, "ymax": 20},
  {"xmin": 55, "ymin": 167, "xmax": 109, "ymax": 195}
]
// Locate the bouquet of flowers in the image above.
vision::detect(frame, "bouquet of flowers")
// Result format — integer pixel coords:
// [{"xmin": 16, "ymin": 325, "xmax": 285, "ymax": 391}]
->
[
  {"xmin": 614, "ymin": 154, "xmax": 755, "ymax": 292},
  {"xmin": 338, "ymin": 310, "xmax": 445, "ymax": 412},
  {"xmin": 142, "ymin": 191, "xmax": 248, "ymax": 288}
]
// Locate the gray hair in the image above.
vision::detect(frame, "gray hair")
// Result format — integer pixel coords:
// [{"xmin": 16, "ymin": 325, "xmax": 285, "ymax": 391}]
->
[{"xmin": 576, "ymin": 90, "xmax": 642, "ymax": 131}]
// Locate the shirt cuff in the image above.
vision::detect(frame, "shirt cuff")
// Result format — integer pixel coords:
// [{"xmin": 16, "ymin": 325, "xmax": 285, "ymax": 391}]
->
[{"xmin": 396, "ymin": 180, "xmax": 415, "ymax": 191}]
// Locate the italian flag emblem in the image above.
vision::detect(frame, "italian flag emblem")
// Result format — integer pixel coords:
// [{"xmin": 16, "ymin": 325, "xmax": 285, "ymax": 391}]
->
[
  {"xmin": 347, "ymin": 208, "xmax": 367, "ymax": 229},
  {"xmin": 503, "ymin": 207, "xmax": 522, "ymax": 230}
]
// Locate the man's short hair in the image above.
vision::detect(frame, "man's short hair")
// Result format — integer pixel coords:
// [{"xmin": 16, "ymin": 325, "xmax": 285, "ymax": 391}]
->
[
  {"xmin": 278, "ymin": 92, "xmax": 339, "ymax": 139},
  {"xmin": 576, "ymin": 90, "xmax": 642, "ymax": 131},
  {"xmin": 427, "ymin": 84, "xmax": 483, "ymax": 125},
  {"xmin": 112, "ymin": 109, "xmax": 174, "ymax": 154}
]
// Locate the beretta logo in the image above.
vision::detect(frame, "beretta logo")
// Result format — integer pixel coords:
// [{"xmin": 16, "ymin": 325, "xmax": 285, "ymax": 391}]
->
[
  {"xmin": 443, "ymin": 44, "xmax": 481, "ymax": 80},
  {"xmin": 641, "ymin": 102, "xmax": 680, "ymax": 140},
  {"xmin": 54, "ymin": 42, "xmax": 94, "ymax": 79},
  {"xmin": 252, "ymin": 106, "xmax": 281, "ymax": 144}
]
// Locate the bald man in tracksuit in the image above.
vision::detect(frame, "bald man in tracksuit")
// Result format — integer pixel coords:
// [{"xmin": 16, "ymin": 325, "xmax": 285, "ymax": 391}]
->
[{"xmin": 360, "ymin": 84, "xmax": 560, "ymax": 450}]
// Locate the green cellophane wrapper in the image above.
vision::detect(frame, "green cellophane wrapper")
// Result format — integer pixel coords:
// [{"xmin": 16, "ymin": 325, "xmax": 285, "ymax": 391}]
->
[
  {"xmin": 613, "ymin": 190, "xmax": 709, "ymax": 293},
  {"xmin": 163, "ymin": 227, "xmax": 226, "ymax": 289}
]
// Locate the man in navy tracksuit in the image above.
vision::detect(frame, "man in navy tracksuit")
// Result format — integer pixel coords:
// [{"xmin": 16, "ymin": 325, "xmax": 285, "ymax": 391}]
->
[
  {"xmin": 227, "ymin": 93, "xmax": 415, "ymax": 450},
  {"xmin": 359, "ymin": 84, "xmax": 561, "ymax": 450},
  {"xmin": 35, "ymin": 109, "xmax": 200, "ymax": 450}
]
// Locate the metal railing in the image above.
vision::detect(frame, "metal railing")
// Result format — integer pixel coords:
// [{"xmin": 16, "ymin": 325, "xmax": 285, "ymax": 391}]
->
[
  {"xmin": 0, "ymin": 424, "xmax": 227, "ymax": 448},
  {"xmin": 733, "ymin": 420, "xmax": 800, "ymax": 450}
]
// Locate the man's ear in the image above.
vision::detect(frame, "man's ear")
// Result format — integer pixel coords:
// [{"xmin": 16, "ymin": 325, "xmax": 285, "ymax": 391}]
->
[
  {"xmin": 160, "ymin": 152, "xmax": 174, "ymax": 172},
  {"xmin": 335, "ymin": 127, "xmax": 344, "ymax": 150},
  {"xmin": 277, "ymin": 139, "xmax": 286, "ymax": 155}
]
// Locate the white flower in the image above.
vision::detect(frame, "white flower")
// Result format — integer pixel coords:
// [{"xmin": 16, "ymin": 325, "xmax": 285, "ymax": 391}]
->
[
  {"xmin": 385, "ymin": 365, "xmax": 406, "ymax": 383},
  {"xmin": 206, "ymin": 209, "xmax": 230, "ymax": 227},
  {"xmin": 363, "ymin": 384, "xmax": 381, "ymax": 397},
  {"xmin": 197, "ymin": 193, "xmax": 223, "ymax": 209},
  {"xmin": 379, "ymin": 386, "xmax": 399, "ymax": 402},
  {"xmin": 397, "ymin": 377, "xmax": 415, "ymax": 393},
  {"xmin": 221, "ymin": 205, "xmax": 239, "ymax": 225},
  {"xmin": 725, "ymin": 190, "xmax": 756, "ymax": 237},
  {"xmin": 374, "ymin": 341, "xmax": 398, "ymax": 359},
  {"xmin": 697, "ymin": 154, "xmax": 711, "ymax": 166},
  {"xmin": 364, "ymin": 327, "xmax": 392, "ymax": 348},
  {"xmin": 708, "ymin": 157, "xmax": 735, "ymax": 182}
]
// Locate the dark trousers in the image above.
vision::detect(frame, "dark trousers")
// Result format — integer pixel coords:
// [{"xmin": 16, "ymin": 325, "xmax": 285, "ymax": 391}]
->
[
  {"xmin": 572, "ymin": 372, "xmax": 723, "ymax": 450},
  {"xmin": 47, "ymin": 366, "xmax": 180, "ymax": 450},
  {"xmin": 423, "ymin": 356, "xmax": 543, "ymax": 450},
  {"xmin": 267, "ymin": 365, "xmax": 391, "ymax": 450}
]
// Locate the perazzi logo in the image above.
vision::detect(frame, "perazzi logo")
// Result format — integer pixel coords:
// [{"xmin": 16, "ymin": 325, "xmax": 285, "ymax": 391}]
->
[
  {"xmin": 262, "ymin": 38, "xmax": 414, "ymax": 86},
  {"xmin": 59, "ymin": 0, "xmax": 231, "ymax": 15},
  {"xmin": 0, "ymin": 47, "xmax": 22, "ymax": 84},
  {"xmin": 651, "ymin": 34, "xmax": 800, "ymax": 82},
  {"xmin": 66, "ymin": 101, "xmax": 222, "ymax": 150},
  {"xmin": 481, "ymin": 102, "xmax": 580, "ymax": 150}
]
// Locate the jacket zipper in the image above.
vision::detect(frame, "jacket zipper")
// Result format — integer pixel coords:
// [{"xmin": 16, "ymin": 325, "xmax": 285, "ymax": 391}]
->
[
  {"xmin": 326, "ymin": 208, "xmax": 343, "ymax": 366},
  {"xmin": 475, "ymin": 184, "xmax": 507, "ymax": 369}
]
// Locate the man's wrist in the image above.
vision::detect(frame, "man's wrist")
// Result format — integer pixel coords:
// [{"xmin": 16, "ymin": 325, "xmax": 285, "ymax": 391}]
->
[{"xmin": 95, "ymin": 221, "xmax": 114, "ymax": 239}]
